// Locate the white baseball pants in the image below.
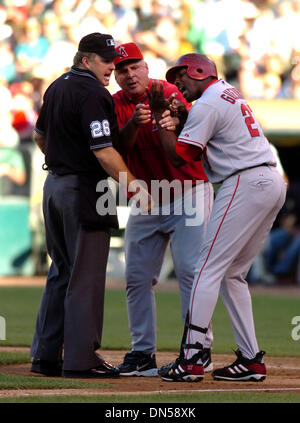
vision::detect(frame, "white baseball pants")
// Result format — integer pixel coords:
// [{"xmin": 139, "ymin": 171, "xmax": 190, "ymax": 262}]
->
[{"xmin": 185, "ymin": 165, "xmax": 286, "ymax": 360}]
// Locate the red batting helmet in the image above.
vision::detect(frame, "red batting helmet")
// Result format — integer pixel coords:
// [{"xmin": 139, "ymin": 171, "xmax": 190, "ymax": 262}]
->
[{"xmin": 166, "ymin": 53, "xmax": 218, "ymax": 84}]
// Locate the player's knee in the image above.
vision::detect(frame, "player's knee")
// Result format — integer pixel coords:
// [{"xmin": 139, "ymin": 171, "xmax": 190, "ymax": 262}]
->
[
  {"xmin": 175, "ymin": 264, "xmax": 195, "ymax": 285},
  {"xmin": 125, "ymin": 271, "xmax": 158, "ymax": 289}
]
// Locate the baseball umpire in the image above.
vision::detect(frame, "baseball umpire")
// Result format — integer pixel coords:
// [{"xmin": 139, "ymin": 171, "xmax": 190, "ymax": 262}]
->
[
  {"xmin": 148, "ymin": 53, "xmax": 286, "ymax": 382},
  {"xmin": 30, "ymin": 33, "xmax": 151, "ymax": 378}
]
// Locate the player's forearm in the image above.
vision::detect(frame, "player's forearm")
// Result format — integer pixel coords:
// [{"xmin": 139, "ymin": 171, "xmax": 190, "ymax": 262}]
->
[
  {"xmin": 116, "ymin": 119, "xmax": 139, "ymax": 155},
  {"xmin": 153, "ymin": 111, "xmax": 186, "ymax": 168}
]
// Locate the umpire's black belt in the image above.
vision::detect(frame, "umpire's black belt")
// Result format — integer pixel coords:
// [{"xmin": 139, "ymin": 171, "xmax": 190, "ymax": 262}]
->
[{"xmin": 42, "ymin": 163, "xmax": 74, "ymax": 176}]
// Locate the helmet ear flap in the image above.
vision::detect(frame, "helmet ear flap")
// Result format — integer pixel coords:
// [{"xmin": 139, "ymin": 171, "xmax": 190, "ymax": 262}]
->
[{"xmin": 166, "ymin": 54, "xmax": 218, "ymax": 83}]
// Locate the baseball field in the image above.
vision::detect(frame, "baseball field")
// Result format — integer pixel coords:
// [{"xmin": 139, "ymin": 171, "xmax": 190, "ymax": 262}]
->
[{"xmin": 0, "ymin": 277, "xmax": 300, "ymax": 405}]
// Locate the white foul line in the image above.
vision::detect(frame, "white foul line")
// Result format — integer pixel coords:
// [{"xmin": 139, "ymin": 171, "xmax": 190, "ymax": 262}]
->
[
  {"xmin": 154, "ymin": 387, "xmax": 300, "ymax": 394},
  {"xmin": 268, "ymin": 365, "xmax": 300, "ymax": 370}
]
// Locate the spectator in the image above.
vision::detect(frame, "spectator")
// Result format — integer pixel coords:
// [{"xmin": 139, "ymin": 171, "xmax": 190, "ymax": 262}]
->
[
  {"xmin": 262, "ymin": 54, "xmax": 284, "ymax": 99},
  {"xmin": 9, "ymin": 82, "xmax": 38, "ymax": 143},
  {"xmin": 0, "ymin": 40, "xmax": 16, "ymax": 83},
  {"xmin": 0, "ymin": 143, "xmax": 26, "ymax": 192},
  {"xmin": 266, "ymin": 182, "xmax": 300, "ymax": 285},
  {"xmin": 0, "ymin": 82, "xmax": 18, "ymax": 147},
  {"xmin": 271, "ymin": 0, "xmax": 299, "ymax": 74},
  {"xmin": 134, "ymin": 15, "xmax": 183, "ymax": 65},
  {"xmin": 0, "ymin": 0, "xmax": 297, "ymax": 101},
  {"xmin": 111, "ymin": 0, "xmax": 138, "ymax": 44},
  {"xmin": 15, "ymin": 17, "xmax": 49, "ymax": 77},
  {"xmin": 0, "ymin": 84, "xmax": 26, "ymax": 194},
  {"xmin": 41, "ymin": 10, "xmax": 65, "ymax": 45}
]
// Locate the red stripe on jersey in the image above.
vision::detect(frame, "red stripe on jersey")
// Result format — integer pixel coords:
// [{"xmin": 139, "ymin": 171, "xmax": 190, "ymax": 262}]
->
[
  {"xmin": 186, "ymin": 175, "xmax": 240, "ymax": 357},
  {"xmin": 178, "ymin": 137, "xmax": 205, "ymax": 149}
]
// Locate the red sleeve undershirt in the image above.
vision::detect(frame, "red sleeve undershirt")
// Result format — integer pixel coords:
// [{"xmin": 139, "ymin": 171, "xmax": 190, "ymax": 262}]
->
[{"xmin": 175, "ymin": 141, "xmax": 203, "ymax": 163}]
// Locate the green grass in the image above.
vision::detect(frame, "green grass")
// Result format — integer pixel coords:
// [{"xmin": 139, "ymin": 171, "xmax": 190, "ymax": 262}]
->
[
  {"xmin": 0, "ymin": 373, "xmax": 112, "ymax": 390},
  {"xmin": 1, "ymin": 286, "xmax": 300, "ymax": 404},
  {"xmin": 0, "ymin": 352, "xmax": 31, "ymax": 365},
  {"xmin": 0, "ymin": 392, "xmax": 299, "ymax": 403},
  {"xmin": 0, "ymin": 286, "xmax": 299, "ymax": 356},
  {"xmin": 0, "ymin": 287, "xmax": 41, "ymax": 346}
]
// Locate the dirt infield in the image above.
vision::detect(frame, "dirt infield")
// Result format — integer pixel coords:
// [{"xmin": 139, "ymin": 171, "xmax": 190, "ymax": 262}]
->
[
  {"xmin": 1, "ymin": 275, "xmax": 300, "ymax": 297},
  {"xmin": 1, "ymin": 278, "xmax": 300, "ymax": 398},
  {"xmin": 1, "ymin": 348, "xmax": 300, "ymax": 398}
]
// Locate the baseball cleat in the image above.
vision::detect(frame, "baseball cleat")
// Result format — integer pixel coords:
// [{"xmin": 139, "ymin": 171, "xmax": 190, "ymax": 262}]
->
[
  {"xmin": 117, "ymin": 351, "xmax": 158, "ymax": 376},
  {"xmin": 201, "ymin": 348, "xmax": 213, "ymax": 372},
  {"xmin": 158, "ymin": 348, "xmax": 213, "ymax": 377},
  {"xmin": 212, "ymin": 350, "xmax": 266, "ymax": 382},
  {"xmin": 160, "ymin": 353, "xmax": 204, "ymax": 382}
]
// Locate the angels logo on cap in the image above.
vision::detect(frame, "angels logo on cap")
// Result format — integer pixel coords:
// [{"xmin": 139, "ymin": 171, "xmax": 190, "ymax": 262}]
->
[
  {"xmin": 114, "ymin": 42, "xmax": 144, "ymax": 66},
  {"xmin": 118, "ymin": 46, "xmax": 128, "ymax": 57}
]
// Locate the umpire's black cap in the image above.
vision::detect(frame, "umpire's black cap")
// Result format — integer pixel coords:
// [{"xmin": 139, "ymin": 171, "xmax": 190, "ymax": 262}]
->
[{"xmin": 78, "ymin": 33, "xmax": 122, "ymax": 58}]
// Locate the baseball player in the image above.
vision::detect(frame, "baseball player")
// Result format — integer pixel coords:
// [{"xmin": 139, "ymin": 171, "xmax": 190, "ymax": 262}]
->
[
  {"xmin": 147, "ymin": 54, "xmax": 286, "ymax": 382},
  {"xmin": 112, "ymin": 43, "xmax": 214, "ymax": 376}
]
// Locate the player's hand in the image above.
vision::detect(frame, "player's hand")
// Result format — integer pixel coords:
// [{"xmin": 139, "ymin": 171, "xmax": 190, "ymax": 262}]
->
[
  {"xmin": 131, "ymin": 103, "xmax": 152, "ymax": 127},
  {"xmin": 168, "ymin": 96, "xmax": 188, "ymax": 121},
  {"xmin": 146, "ymin": 80, "xmax": 169, "ymax": 112},
  {"xmin": 154, "ymin": 109, "xmax": 179, "ymax": 131},
  {"xmin": 130, "ymin": 180, "xmax": 154, "ymax": 213}
]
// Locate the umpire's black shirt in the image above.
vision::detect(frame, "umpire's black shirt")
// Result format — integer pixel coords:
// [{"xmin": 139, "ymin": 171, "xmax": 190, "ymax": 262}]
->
[
  {"xmin": 35, "ymin": 66, "xmax": 119, "ymax": 229},
  {"xmin": 35, "ymin": 66, "xmax": 119, "ymax": 178}
]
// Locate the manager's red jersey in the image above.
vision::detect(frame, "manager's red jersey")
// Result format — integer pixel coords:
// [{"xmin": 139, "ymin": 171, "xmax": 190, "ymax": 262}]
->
[{"xmin": 113, "ymin": 79, "xmax": 208, "ymax": 193}]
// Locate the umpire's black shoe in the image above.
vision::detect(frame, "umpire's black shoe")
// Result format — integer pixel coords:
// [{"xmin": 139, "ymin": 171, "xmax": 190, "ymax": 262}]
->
[
  {"xmin": 62, "ymin": 360, "xmax": 120, "ymax": 379},
  {"xmin": 30, "ymin": 359, "xmax": 63, "ymax": 377}
]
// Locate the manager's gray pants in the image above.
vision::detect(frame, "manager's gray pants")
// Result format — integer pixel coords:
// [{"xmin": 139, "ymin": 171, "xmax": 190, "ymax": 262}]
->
[
  {"xmin": 125, "ymin": 182, "xmax": 214, "ymax": 353},
  {"xmin": 30, "ymin": 173, "xmax": 110, "ymax": 371}
]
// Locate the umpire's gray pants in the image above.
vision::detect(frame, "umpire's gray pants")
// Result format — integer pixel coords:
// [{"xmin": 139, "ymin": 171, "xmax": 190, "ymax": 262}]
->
[
  {"xmin": 125, "ymin": 182, "xmax": 214, "ymax": 353},
  {"xmin": 30, "ymin": 173, "xmax": 110, "ymax": 370}
]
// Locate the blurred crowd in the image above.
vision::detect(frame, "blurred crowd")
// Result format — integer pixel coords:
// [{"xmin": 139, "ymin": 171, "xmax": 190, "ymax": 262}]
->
[
  {"xmin": 0, "ymin": 0, "xmax": 299, "ymax": 149},
  {"xmin": 0, "ymin": 0, "xmax": 299, "ymax": 282},
  {"xmin": 1, "ymin": 0, "xmax": 299, "ymax": 183},
  {"xmin": 0, "ymin": 0, "xmax": 300, "ymax": 110}
]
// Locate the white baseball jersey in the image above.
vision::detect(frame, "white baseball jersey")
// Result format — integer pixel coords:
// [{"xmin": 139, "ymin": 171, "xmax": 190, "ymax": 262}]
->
[{"xmin": 177, "ymin": 79, "xmax": 276, "ymax": 183}]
